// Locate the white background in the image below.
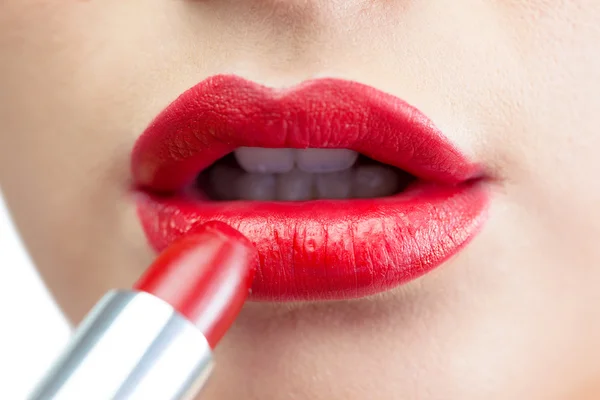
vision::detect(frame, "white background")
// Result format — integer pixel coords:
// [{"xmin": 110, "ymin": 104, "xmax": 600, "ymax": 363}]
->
[{"xmin": 0, "ymin": 192, "xmax": 71, "ymax": 398}]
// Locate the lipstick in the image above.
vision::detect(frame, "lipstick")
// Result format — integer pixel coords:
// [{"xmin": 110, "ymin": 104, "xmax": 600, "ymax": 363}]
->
[{"xmin": 28, "ymin": 221, "xmax": 258, "ymax": 400}]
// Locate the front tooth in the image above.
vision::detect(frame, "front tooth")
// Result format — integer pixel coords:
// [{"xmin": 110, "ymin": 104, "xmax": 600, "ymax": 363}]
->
[
  {"xmin": 352, "ymin": 165, "xmax": 399, "ymax": 198},
  {"xmin": 296, "ymin": 149, "xmax": 358, "ymax": 173},
  {"xmin": 276, "ymin": 169, "xmax": 313, "ymax": 201},
  {"xmin": 315, "ymin": 170, "xmax": 352, "ymax": 199},
  {"xmin": 234, "ymin": 147, "xmax": 295, "ymax": 173},
  {"xmin": 236, "ymin": 173, "xmax": 276, "ymax": 200}
]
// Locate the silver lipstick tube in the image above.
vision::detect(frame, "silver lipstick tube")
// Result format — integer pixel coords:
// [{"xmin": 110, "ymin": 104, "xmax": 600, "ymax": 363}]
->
[{"xmin": 28, "ymin": 290, "xmax": 213, "ymax": 400}]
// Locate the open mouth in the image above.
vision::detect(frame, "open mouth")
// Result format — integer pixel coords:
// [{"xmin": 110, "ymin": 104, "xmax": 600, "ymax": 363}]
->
[
  {"xmin": 132, "ymin": 75, "xmax": 490, "ymax": 301},
  {"xmin": 197, "ymin": 150, "xmax": 415, "ymax": 202}
]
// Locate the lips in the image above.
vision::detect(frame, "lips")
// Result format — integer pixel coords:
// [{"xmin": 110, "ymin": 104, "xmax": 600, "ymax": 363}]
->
[{"xmin": 132, "ymin": 74, "xmax": 489, "ymax": 301}]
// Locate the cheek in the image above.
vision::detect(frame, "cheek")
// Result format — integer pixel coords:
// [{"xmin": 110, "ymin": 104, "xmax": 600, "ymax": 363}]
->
[
  {"xmin": 504, "ymin": 1, "xmax": 600, "ymax": 216},
  {"xmin": 0, "ymin": 1, "xmax": 157, "ymax": 319}
]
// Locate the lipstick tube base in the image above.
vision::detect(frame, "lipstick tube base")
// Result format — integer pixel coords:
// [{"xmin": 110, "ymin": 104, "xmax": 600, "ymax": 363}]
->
[{"xmin": 28, "ymin": 290, "xmax": 213, "ymax": 400}]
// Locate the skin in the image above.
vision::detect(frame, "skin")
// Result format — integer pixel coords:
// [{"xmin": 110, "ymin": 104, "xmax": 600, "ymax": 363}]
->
[{"xmin": 1, "ymin": 0, "xmax": 600, "ymax": 398}]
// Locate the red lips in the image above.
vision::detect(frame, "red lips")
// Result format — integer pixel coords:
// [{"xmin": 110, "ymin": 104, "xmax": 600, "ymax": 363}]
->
[{"xmin": 132, "ymin": 75, "xmax": 489, "ymax": 301}]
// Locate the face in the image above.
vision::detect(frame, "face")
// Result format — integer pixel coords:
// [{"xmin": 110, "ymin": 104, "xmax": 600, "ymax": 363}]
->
[{"xmin": 2, "ymin": 1, "xmax": 600, "ymax": 399}]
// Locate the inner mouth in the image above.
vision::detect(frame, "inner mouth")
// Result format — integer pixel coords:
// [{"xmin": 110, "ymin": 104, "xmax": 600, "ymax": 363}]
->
[{"xmin": 195, "ymin": 147, "xmax": 417, "ymax": 201}]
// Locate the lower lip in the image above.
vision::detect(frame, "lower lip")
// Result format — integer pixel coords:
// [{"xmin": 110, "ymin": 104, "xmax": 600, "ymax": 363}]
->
[{"xmin": 135, "ymin": 180, "xmax": 489, "ymax": 301}]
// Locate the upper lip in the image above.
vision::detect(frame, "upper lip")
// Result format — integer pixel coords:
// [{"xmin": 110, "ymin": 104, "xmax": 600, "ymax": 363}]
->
[{"xmin": 132, "ymin": 74, "xmax": 481, "ymax": 193}]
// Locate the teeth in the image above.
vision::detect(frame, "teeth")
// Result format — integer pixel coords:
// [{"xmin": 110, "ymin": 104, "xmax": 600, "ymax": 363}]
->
[
  {"xmin": 276, "ymin": 169, "xmax": 314, "ymax": 201},
  {"xmin": 209, "ymin": 165, "xmax": 241, "ymax": 200},
  {"xmin": 236, "ymin": 173, "xmax": 276, "ymax": 200},
  {"xmin": 315, "ymin": 170, "xmax": 353, "ymax": 199},
  {"xmin": 234, "ymin": 147, "xmax": 295, "ymax": 174},
  {"xmin": 209, "ymin": 148, "xmax": 401, "ymax": 201},
  {"xmin": 296, "ymin": 149, "xmax": 358, "ymax": 173},
  {"xmin": 352, "ymin": 165, "xmax": 400, "ymax": 198},
  {"xmin": 234, "ymin": 147, "xmax": 359, "ymax": 174}
]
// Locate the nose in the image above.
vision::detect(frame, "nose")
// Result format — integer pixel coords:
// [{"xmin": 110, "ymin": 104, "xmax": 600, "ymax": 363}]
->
[
  {"xmin": 180, "ymin": 0, "xmax": 387, "ymax": 78},
  {"xmin": 189, "ymin": 0, "xmax": 362, "ymax": 39},
  {"xmin": 181, "ymin": 0, "xmax": 334, "ymax": 67}
]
